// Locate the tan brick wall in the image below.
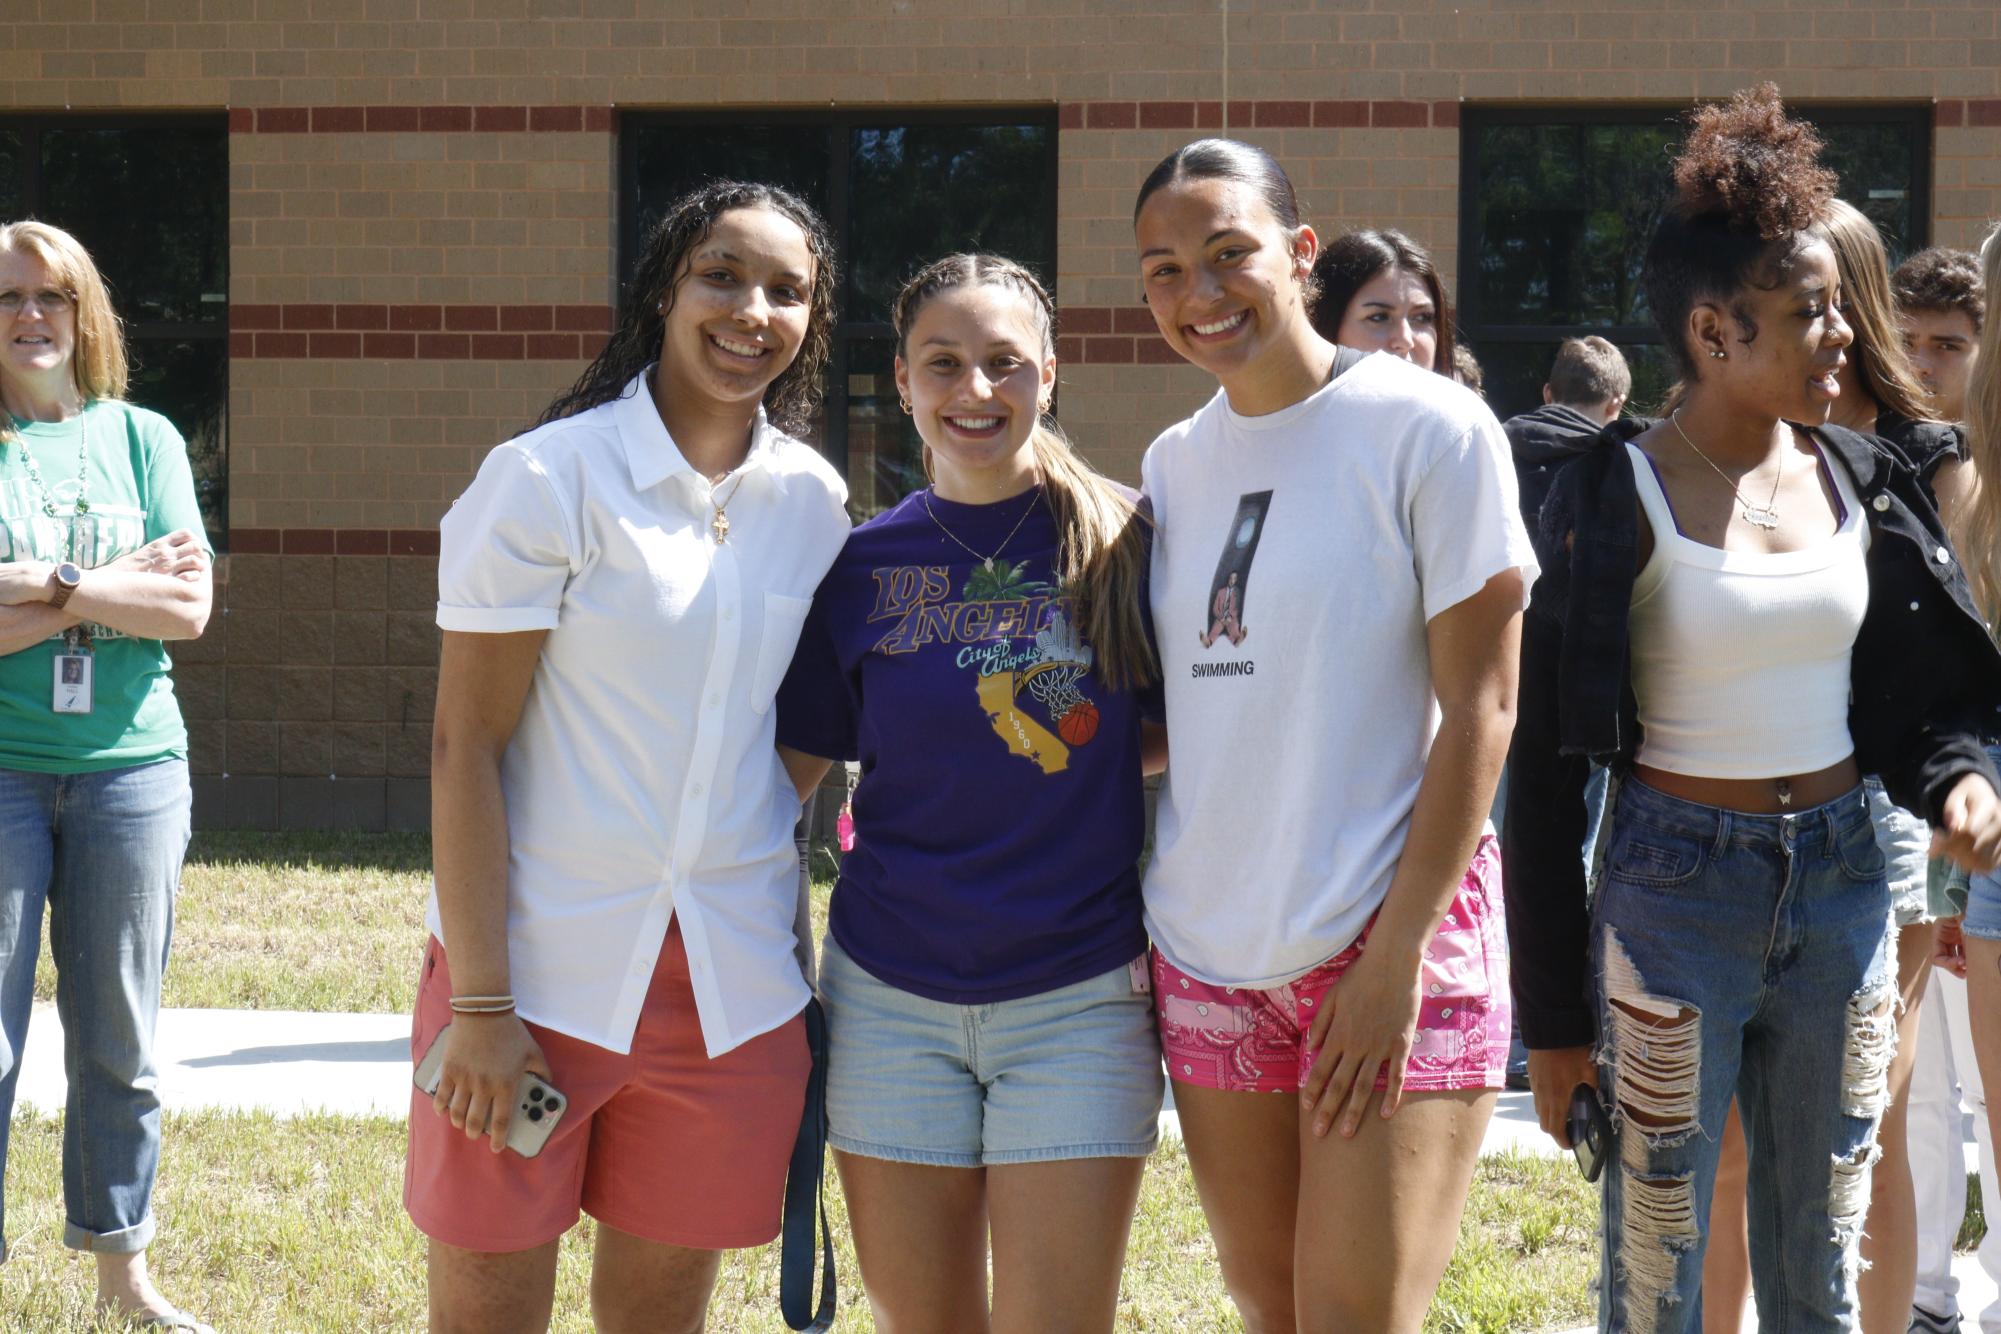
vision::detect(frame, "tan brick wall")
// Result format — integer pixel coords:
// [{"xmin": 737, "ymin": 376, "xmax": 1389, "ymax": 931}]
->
[{"xmin": 4, "ymin": 0, "xmax": 1997, "ymax": 824}]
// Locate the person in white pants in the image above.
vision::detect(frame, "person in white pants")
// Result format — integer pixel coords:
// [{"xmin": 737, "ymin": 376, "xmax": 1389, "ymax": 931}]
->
[{"xmin": 1911, "ymin": 948, "xmax": 2001, "ymax": 1333}]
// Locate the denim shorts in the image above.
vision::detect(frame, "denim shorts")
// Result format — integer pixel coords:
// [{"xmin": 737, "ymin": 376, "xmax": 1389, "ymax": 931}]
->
[
  {"xmin": 1865, "ymin": 777, "xmax": 1939, "ymax": 926},
  {"xmin": 1964, "ymin": 746, "xmax": 2001, "ymax": 941},
  {"xmin": 817, "ymin": 936, "xmax": 1163, "ymax": 1167}
]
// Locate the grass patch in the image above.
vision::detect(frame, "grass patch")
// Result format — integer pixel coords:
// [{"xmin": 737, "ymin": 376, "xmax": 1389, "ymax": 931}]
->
[
  {"xmin": 32, "ymin": 831, "xmax": 433, "ymax": 1013},
  {"xmin": 1962, "ymin": 1169, "xmax": 1988, "ymax": 1254},
  {"xmin": 4, "ymin": 1111, "xmax": 1598, "ymax": 1332}
]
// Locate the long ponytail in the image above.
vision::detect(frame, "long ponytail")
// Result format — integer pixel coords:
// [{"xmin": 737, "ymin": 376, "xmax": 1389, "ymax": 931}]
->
[{"xmin": 895, "ymin": 254, "xmax": 1158, "ymax": 690}]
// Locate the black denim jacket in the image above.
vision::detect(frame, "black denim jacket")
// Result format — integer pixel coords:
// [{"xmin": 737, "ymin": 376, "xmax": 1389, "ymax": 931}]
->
[{"xmin": 1502, "ymin": 418, "xmax": 2001, "ymax": 1050}]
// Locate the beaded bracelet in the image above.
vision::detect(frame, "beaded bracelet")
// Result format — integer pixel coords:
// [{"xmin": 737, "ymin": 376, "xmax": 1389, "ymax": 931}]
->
[{"xmin": 448, "ymin": 993, "xmax": 517, "ymax": 1015}]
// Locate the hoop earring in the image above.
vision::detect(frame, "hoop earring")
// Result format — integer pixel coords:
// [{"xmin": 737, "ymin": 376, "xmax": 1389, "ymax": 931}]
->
[{"xmin": 899, "ymin": 399, "xmax": 913, "ymax": 415}]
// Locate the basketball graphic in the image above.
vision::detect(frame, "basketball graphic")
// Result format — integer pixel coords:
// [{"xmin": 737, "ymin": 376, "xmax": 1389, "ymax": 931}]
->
[{"xmin": 1058, "ymin": 700, "xmax": 1099, "ymax": 746}]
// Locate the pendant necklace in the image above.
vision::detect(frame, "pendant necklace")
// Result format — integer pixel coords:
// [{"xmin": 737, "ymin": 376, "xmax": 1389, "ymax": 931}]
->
[
  {"xmin": 707, "ymin": 470, "xmax": 747, "ymax": 545},
  {"xmin": 924, "ymin": 484, "xmax": 1042, "ymax": 572},
  {"xmin": 1670, "ymin": 412, "xmax": 1784, "ymax": 531}
]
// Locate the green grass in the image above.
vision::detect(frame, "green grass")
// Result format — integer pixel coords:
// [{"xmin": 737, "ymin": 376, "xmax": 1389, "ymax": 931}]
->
[
  {"xmin": 0, "ymin": 1112, "xmax": 1598, "ymax": 1333},
  {"xmin": 33, "ymin": 831, "xmax": 434, "ymax": 1013}
]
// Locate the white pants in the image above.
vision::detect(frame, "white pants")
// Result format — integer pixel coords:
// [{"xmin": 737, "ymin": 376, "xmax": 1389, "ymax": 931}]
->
[{"xmin": 1911, "ymin": 964, "xmax": 2001, "ymax": 1328}]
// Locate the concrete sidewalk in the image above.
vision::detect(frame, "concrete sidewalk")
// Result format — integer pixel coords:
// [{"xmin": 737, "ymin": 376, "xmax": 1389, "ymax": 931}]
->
[{"xmin": 14, "ymin": 1004, "xmax": 1997, "ymax": 1333}]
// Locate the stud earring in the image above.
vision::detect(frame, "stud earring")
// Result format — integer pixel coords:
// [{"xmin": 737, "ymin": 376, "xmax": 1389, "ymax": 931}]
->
[{"xmin": 1709, "ymin": 349, "xmax": 1727, "ymax": 360}]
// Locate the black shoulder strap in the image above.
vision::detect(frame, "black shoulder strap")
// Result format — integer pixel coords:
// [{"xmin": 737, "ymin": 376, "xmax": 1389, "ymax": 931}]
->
[{"xmin": 1330, "ymin": 345, "xmax": 1368, "ymax": 382}]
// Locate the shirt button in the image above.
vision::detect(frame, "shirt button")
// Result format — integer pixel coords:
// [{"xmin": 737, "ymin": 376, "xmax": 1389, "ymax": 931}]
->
[
  {"xmin": 706, "ymin": 693, "xmax": 721, "ymax": 709},
  {"xmin": 1936, "ymin": 545, "xmax": 1952, "ymax": 565},
  {"xmin": 1872, "ymin": 494, "xmax": 1890, "ymax": 512},
  {"xmin": 722, "ymin": 607, "xmax": 734, "ymax": 622},
  {"xmin": 691, "ymin": 782, "xmax": 705, "ymax": 796},
  {"xmin": 1910, "ymin": 601, "xmax": 1921, "ymax": 611}
]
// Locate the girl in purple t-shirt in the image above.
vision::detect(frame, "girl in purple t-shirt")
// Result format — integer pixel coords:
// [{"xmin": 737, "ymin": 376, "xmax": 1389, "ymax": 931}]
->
[{"xmin": 776, "ymin": 254, "xmax": 1164, "ymax": 1331}]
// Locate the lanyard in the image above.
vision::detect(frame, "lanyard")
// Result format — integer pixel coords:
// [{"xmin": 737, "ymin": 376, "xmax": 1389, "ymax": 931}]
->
[{"xmin": 9, "ymin": 415, "xmax": 94, "ymax": 651}]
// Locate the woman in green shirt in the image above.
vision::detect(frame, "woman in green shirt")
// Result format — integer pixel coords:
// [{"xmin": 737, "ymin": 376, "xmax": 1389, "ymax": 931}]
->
[{"xmin": 0, "ymin": 221, "xmax": 214, "ymax": 1332}]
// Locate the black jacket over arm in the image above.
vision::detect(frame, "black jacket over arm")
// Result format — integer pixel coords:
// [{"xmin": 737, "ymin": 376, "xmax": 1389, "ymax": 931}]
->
[{"xmin": 1502, "ymin": 419, "xmax": 2001, "ymax": 1051}]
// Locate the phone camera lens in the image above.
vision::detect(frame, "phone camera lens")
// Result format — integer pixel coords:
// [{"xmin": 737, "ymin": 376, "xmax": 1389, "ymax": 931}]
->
[
  {"xmin": 528, "ymin": 1087, "xmax": 543, "ymax": 1102},
  {"xmin": 544, "ymin": 1097, "xmax": 561, "ymax": 1112},
  {"xmin": 527, "ymin": 1107, "xmax": 544, "ymax": 1122}
]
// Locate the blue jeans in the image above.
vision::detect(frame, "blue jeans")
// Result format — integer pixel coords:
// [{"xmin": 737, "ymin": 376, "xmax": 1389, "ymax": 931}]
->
[
  {"xmin": 1593, "ymin": 777, "xmax": 1895, "ymax": 1334},
  {"xmin": 0, "ymin": 759, "xmax": 191, "ymax": 1259}
]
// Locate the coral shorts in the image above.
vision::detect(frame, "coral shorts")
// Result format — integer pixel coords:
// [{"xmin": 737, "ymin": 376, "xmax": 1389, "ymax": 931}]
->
[
  {"xmin": 1154, "ymin": 834, "xmax": 1511, "ymax": 1094},
  {"xmin": 404, "ymin": 922, "xmax": 809, "ymax": 1253}
]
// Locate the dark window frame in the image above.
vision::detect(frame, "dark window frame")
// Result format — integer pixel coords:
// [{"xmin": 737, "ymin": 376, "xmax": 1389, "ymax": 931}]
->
[
  {"xmin": 1, "ymin": 110, "xmax": 231, "ymax": 544},
  {"xmin": 616, "ymin": 106, "xmax": 1061, "ymax": 476},
  {"xmin": 1455, "ymin": 102, "xmax": 1932, "ymax": 400}
]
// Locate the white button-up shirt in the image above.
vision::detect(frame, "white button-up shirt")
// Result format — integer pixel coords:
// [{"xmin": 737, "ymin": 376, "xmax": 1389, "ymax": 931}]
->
[{"xmin": 432, "ymin": 373, "xmax": 849, "ymax": 1056}]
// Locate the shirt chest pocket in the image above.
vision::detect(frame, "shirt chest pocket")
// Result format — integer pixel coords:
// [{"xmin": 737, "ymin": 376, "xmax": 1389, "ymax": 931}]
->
[{"xmin": 749, "ymin": 591, "xmax": 813, "ymax": 715}]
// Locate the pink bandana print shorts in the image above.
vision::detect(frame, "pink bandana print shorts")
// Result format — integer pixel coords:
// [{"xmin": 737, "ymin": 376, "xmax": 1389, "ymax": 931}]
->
[{"xmin": 1153, "ymin": 834, "xmax": 1511, "ymax": 1094}]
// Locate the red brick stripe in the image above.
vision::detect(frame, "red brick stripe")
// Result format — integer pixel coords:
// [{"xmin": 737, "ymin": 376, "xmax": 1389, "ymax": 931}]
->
[
  {"xmin": 229, "ymin": 529, "xmax": 440, "ymax": 556},
  {"xmin": 1062, "ymin": 99, "xmax": 1459, "ymax": 132},
  {"xmin": 228, "ymin": 106, "xmax": 613, "ymax": 134},
  {"xmin": 1057, "ymin": 306, "xmax": 1174, "ymax": 365},
  {"xmin": 231, "ymin": 305, "xmax": 613, "ymax": 359}
]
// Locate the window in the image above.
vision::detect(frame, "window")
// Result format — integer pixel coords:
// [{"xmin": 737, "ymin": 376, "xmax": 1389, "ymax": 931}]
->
[
  {"xmin": 622, "ymin": 111, "xmax": 1058, "ymax": 518},
  {"xmin": 1, "ymin": 116, "xmax": 230, "ymax": 545},
  {"xmin": 1457, "ymin": 106, "xmax": 1931, "ymax": 420}
]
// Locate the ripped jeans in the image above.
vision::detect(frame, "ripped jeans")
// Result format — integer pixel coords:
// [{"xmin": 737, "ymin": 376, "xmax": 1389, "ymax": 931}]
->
[{"xmin": 1592, "ymin": 777, "xmax": 1896, "ymax": 1334}]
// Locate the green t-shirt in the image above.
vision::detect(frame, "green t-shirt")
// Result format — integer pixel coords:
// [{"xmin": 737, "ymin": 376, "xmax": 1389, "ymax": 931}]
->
[{"xmin": 0, "ymin": 400, "xmax": 211, "ymax": 773}]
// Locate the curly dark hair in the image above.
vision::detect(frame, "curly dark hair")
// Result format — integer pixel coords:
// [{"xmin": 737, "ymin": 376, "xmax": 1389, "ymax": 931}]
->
[
  {"xmin": 535, "ymin": 180, "xmax": 837, "ymax": 434},
  {"xmin": 1306, "ymin": 228, "xmax": 1456, "ymax": 378},
  {"xmin": 1893, "ymin": 245, "xmax": 1986, "ymax": 333},
  {"xmin": 1644, "ymin": 84, "xmax": 1840, "ymax": 385}
]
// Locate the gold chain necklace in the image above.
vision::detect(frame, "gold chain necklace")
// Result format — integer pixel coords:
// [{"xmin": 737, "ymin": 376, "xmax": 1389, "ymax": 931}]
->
[
  {"xmin": 923, "ymin": 485, "xmax": 1041, "ymax": 572},
  {"xmin": 1669, "ymin": 412, "xmax": 1784, "ymax": 531},
  {"xmin": 707, "ymin": 470, "xmax": 747, "ymax": 545}
]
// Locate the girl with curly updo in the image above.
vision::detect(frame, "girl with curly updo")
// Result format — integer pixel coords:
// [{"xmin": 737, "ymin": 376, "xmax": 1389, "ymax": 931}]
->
[{"xmin": 1504, "ymin": 86, "xmax": 2001, "ymax": 1333}]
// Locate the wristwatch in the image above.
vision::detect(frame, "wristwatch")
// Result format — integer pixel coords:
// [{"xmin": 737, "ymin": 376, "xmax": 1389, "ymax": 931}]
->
[{"xmin": 47, "ymin": 561, "xmax": 81, "ymax": 611}]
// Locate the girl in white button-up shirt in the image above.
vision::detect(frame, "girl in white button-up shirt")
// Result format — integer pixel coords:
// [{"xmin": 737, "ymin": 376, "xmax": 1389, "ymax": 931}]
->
[{"xmin": 406, "ymin": 182, "xmax": 849, "ymax": 1330}]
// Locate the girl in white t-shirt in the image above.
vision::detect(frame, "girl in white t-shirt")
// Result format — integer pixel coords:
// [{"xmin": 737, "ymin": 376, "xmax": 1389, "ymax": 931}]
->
[{"xmin": 1132, "ymin": 139, "xmax": 1538, "ymax": 1333}]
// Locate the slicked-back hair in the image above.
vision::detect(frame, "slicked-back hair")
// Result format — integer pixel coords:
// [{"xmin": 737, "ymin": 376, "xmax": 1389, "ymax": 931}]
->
[
  {"xmin": 894, "ymin": 253, "xmax": 1157, "ymax": 691},
  {"xmin": 1132, "ymin": 138, "xmax": 1303, "ymax": 231},
  {"xmin": 535, "ymin": 180, "xmax": 836, "ymax": 435}
]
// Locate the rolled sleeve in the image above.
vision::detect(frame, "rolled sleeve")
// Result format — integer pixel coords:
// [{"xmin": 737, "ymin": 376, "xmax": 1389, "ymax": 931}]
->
[{"xmin": 437, "ymin": 443, "xmax": 574, "ymax": 634}]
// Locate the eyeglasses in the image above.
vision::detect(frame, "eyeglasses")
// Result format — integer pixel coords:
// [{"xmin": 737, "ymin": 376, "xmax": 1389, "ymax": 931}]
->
[{"xmin": 0, "ymin": 288, "xmax": 76, "ymax": 316}]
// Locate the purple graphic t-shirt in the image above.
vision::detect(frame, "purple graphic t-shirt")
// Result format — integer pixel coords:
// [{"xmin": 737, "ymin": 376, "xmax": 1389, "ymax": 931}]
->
[{"xmin": 775, "ymin": 485, "xmax": 1157, "ymax": 1004}]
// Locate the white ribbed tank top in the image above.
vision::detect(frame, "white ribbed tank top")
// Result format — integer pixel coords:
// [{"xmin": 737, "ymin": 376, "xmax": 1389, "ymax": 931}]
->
[{"xmin": 1625, "ymin": 441, "xmax": 1870, "ymax": 779}]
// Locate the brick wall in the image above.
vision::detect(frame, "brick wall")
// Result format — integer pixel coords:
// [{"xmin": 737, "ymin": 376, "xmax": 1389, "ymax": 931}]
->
[{"xmin": 3, "ymin": 0, "xmax": 1997, "ymax": 826}]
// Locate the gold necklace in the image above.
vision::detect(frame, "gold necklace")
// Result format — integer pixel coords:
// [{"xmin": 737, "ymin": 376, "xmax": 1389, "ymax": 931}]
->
[
  {"xmin": 1669, "ymin": 412, "xmax": 1784, "ymax": 531},
  {"xmin": 923, "ymin": 485, "xmax": 1041, "ymax": 572},
  {"xmin": 708, "ymin": 470, "xmax": 747, "ymax": 545}
]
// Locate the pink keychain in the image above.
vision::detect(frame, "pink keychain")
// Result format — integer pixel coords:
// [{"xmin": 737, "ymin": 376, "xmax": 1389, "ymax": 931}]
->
[{"xmin": 836, "ymin": 799, "xmax": 855, "ymax": 853}]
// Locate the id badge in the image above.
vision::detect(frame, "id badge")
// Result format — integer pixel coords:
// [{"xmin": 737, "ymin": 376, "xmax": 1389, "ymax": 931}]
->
[{"xmin": 52, "ymin": 653, "xmax": 93, "ymax": 714}]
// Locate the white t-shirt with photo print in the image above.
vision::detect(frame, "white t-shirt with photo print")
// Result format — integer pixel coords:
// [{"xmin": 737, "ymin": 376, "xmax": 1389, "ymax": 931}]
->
[{"xmin": 1140, "ymin": 351, "xmax": 1539, "ymax": 988}]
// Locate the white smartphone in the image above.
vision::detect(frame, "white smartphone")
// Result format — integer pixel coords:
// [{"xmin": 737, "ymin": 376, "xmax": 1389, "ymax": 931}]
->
[{"xmin": 413, "ymin": 1022, "xmax": 567, "ymax": 1159}]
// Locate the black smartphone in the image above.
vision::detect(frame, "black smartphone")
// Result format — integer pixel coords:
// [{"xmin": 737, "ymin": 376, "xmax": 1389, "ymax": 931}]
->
[{"xmin": 1567, "ymin": 1082, "xmax": 1612, "ymax": 1183}]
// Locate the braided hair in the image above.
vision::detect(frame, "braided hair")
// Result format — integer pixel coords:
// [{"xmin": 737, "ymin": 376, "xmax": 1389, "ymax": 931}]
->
[{"xmin": 893, "ymin": 254, "xmax": 1157, "ymax": 690}]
